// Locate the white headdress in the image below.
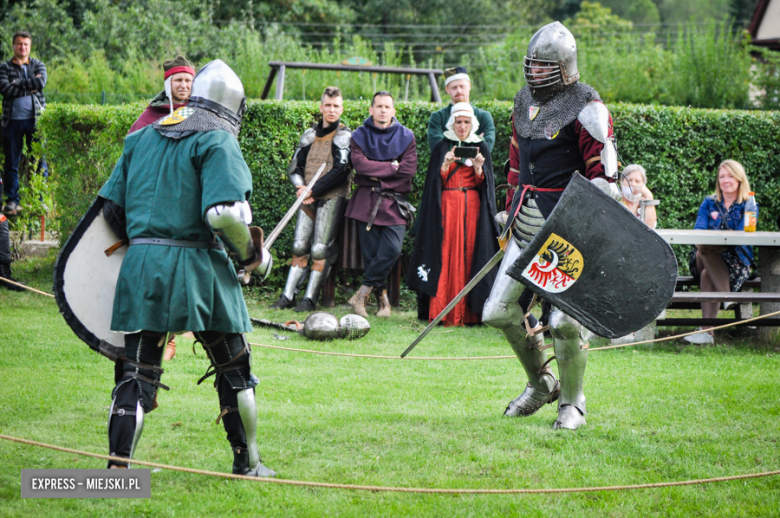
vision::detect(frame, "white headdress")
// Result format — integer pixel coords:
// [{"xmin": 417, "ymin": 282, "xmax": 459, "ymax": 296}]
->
[{"xmin": 443, "ymin": 102, "xmax": 482, "ymax": 144}]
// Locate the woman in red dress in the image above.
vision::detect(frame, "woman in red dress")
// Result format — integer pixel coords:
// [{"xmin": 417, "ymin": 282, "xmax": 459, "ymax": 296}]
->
[{"xmin": 407, "ymin": 103, "xmax": 499, "ymax": 326}]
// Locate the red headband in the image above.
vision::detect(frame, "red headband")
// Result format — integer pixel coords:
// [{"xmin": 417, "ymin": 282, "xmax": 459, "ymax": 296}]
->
[{"xmin": 164, "ymin": 66, "xmax": 195, "ymax": 80}]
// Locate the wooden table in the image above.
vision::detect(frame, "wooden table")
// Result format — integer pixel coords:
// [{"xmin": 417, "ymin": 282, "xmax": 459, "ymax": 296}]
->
[{"xmin": 655, "ymin": 229, "xmax": 780, "ymax": 339}]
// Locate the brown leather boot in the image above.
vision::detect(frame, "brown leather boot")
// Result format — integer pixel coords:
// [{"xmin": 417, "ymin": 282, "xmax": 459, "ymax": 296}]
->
[
  {"xmin": 164, "ymin": 336, "xmax": 176, "ymax": 361},
  {"xmin": 376, "ymin": 290, "xmax": 392, "ymax": 317},
  {"xmin": 348, "ymin": 285, "xmax": 373, "ymax": 318}
]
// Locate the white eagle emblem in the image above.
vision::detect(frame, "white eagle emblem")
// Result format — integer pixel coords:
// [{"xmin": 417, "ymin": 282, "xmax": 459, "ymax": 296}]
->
[{"xmin": 417, "ymin": 265, "xmax": 430, "ymax": 282}]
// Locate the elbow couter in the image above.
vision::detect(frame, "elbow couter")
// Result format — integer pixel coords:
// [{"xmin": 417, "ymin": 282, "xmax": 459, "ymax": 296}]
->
[{"xmin": 205, "ymin": 201, "xmax": 255, "ymax": 262}]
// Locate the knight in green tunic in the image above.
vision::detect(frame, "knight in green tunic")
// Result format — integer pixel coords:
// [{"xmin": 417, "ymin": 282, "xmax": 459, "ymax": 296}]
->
[
  {"xmin": 101, "ymin": 119, "xmax": 254, "ymax": 334},
  {"xmin": 99, "ymin": 60, "xmax": 276, "ymax": 477}
]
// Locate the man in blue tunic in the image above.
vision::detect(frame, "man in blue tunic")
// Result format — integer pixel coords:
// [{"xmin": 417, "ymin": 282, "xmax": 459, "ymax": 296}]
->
[{"xmin": 99, "ymin": 60, "xmax": 275, "ymax": 476}]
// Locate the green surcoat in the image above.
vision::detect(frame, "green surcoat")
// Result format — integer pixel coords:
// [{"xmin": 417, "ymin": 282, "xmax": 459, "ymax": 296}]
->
[
  {"xmin": 427, "ymin": 103, "xmax": 496, "ymax": 153},
  {"xmin": 99, "ymin": 126, "xmax": 253, "ymax": 334}
]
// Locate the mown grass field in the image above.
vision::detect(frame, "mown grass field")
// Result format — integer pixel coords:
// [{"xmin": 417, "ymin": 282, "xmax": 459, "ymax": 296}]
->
[{"xmin": 1, "ymin": 253, "xmax": 779, "ymax": 517}]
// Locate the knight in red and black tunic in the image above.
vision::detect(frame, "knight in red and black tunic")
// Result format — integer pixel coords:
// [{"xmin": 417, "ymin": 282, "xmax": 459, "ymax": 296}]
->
[
  {"xmin": 505, "ymin": 105, "xmax": 614, "ymax": 217},
  {"xmin": 482, "ymin": 21, "xmax": 622, "ymax": 432}
]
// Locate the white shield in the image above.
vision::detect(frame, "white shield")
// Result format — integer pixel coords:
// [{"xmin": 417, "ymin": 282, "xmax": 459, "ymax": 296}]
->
[{"xmin": 54, "ymin": 198, "xmax": 126, "ymax": 358}]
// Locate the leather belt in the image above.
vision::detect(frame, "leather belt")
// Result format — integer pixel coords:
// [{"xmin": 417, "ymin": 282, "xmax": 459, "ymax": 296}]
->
[
  {"xmin": 129, "ymin": 238, "xmax": 224, "ymax": 250},
  {"xmin": 443, "ymin": 187, "xmax": 477, "ymax": 192},
  {"xmin": 111, "ymin": 407, "xmax": 136, "ymax": 417},
  {"xmin": 122, "ymin": 371, "xmax": 170, "ymax": 391},
  {"xmin": 365, "ymin": 187, "xmax": 414, "ymax": 231}
]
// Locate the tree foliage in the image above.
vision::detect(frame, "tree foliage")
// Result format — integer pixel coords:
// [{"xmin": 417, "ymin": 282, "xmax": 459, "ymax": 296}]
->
[
  {"xmin": 729, "ymin": 0, "xmax": 759, "ymax": 27},
  {"xmin": 597, "ymin": 0, "xmax": 661, "ymax": 26},
  {"xmin": 655, "ymin": 0, "xmax": 731, "ymax": 24},
  {"xmin": 0, "ymin": 0, "xmax": 773, "ymax": 111},
  {"xmin": 565, "ymin": 1, "xmax": 634, "ymax": 41}
]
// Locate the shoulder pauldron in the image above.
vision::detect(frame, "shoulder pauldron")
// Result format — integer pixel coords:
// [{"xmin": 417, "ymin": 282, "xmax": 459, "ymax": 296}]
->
[
  {"xmin": 298, "ymin": 127, "xmax": 316, "ymax": 148},
  {"xmin": 333, "ymin": 125, "xmax": 352, "ymax": 150},
  {"xmin": 577, "ymin": 101, "xmax": 610, "ymax": 144}
]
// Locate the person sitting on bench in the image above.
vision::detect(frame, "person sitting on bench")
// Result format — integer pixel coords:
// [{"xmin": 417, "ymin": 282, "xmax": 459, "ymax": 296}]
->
[{"xmin": 685, "ymin": 160, "xmax": 757, "ymax": 344}]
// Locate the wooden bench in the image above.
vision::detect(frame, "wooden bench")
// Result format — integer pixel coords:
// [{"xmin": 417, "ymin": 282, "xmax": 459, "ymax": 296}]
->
[
  {"xmin": 655, "ymin": 274, "xmax": 780, "ymax": 327},
  {"xmin": 673, "ymin": 275, "xmax": 761, "ymax": 290},
  {"xmin": 668, "ymin": 276, "xmax": 760, "ymax": 314},
  {"xmin": 654, "ymin": 230, "xmax": 780, "ymax": 336},
  {"xmin": 658, "ymin": 292, "xmax": 780, "ymax": 326}
]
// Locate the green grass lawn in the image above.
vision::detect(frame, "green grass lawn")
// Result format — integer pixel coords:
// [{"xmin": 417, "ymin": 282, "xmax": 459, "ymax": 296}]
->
[{"xmin": 1, "ymin": 254, "xmax": 779, "ymax": 517}]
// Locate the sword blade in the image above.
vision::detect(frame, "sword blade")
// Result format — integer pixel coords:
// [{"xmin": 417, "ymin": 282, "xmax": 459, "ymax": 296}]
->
[
  {"xmin": 263, "ymin": 163, "xmax": 327, "ymax": 250},
  {"xmin": 401, "ymin": 248, "xmax": 505, "ymax": 358},
  {"xmin": 250, "ymin": 317, "xmax": 300, "ymax": 333}
]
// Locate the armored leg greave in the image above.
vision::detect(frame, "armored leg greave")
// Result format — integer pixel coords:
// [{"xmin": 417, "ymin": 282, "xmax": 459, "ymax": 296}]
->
[
  {"xmin": 216, "ymin": 380, "xmax": 275, "ymax": 476},
  {"xmin": 549, "ymin": 310, "xmax": 590, "ymax": 430},
  {"xmin": 108, "ymin": 332, "xmax": 168, "ymax": 467},
  {"xmin": 281, "ymin": 265, "xmax": 308, "ymax": 302},
  {"xmin": 302, "ymin": 197, "xmax": 345, "ymax": 304},
  {"xmin": 483, "ymin": 240, "xmax": 558, "ymax": 416},
  {"xmin": 281, "ymin": 208, "xmax": 315, "ymax": 301},
  {"xmin": 197, "ymin": 331, "xmax": 275, "ymax": 477},
  {"xmin": 107, "ymin": 388, "xmax": 144, "ymax": 468}
]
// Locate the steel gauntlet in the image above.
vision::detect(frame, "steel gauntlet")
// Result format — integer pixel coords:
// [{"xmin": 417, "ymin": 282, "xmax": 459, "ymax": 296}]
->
[{"xmin": 590, "ymin": 178, "xmax": 622, "ymax": 202}]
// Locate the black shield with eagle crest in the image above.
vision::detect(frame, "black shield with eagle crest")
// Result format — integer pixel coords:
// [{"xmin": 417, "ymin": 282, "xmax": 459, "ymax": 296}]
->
[{"xmin": 506, "ymin": 173, "xmax": 677, "ymax": 338}]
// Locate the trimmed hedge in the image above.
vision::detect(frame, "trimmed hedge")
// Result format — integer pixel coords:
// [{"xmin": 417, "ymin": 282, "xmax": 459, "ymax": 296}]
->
[{"xmin": 40, "ymin": 100, "xmax": 780, "ymax": 284}]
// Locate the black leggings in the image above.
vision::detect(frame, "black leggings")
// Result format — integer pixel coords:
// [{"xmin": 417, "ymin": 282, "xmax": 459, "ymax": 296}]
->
[{"xmin": 108, "ymin": 331, "xmax": 256, "ymax": 467}]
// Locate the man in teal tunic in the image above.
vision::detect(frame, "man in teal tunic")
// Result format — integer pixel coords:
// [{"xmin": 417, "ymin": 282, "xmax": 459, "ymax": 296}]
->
[
  {"xmin": 99, "ymin": 60, "xmax": 276, "ymax": 477},
  {"xmin": 427, "ymin": 67, "xmax": 496, "ymax": 153}
]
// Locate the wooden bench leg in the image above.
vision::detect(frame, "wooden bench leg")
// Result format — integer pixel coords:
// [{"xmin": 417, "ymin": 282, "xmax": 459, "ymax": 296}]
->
[
  {"xmin": 736, "ymin": 287, "xmax": 753, "ymax": 320},
  {"xmin": 735, "ymin": 302, "xmax": 753, "ymax": 320}
]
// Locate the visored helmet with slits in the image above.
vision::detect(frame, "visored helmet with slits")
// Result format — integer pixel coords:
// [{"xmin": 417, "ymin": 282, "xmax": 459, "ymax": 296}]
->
[{"xmin": 524, "ymin": 22, "xmax": 579, "ymax": 92}]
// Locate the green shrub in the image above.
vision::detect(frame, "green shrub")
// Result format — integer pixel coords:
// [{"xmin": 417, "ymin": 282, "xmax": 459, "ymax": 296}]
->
[
  {"xmin": 36, "ymin": 100, "xmax": 780, "ymax": 286},
  {"xmin": 41, "ymin": 103, "xmax": 142, "ymax": 237},
  {"xmin": 752, "ymin": 47, "xmax": 780, "ymax": 111}
]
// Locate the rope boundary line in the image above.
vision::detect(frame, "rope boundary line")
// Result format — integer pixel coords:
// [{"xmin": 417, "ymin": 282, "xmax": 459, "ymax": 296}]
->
[
  {"xmin": 5, "ymin": 274, "xmax": 779, "ymax": 360},
  {"xmin": 0, "ymin": 275, "xmax": 56, "ymax": 298},
  {"xmin": 249, "ymin": 342, "xmax": 517, "ymax": 360},
  {"xmin": 248, "ymin": 309, "xmax": 780, "ymax": 360},
  {"xmin": 2, "ymin": 434, "xmax": 778, "ymax": 494}
]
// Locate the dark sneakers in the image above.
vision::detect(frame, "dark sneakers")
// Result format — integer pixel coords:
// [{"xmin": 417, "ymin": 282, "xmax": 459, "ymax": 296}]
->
[
  {"xmin": 2, "ymin": 201, "xmax": 21, "ymax": 216},
  {"xmin": 270, "ymin": 294, "xmax": 295, "ymax": 309},
  {"xmin": 0, "ymin": 261, "xmax": 24, "ymax": 291},
  {"xmin": 294, "ymin": 297, "xmax": 316, "ymax": 312}
]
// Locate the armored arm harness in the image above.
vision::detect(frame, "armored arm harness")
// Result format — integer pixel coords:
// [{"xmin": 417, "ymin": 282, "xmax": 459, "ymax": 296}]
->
[{"xmin": 205, "ymin": 200, "xmax": 272, "ymax": 281}]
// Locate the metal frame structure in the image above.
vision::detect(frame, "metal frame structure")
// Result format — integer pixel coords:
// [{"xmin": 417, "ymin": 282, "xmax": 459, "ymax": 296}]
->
[{"xmin": 261, "ymin": 61, "xmax": 444, "ymax": 102}]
